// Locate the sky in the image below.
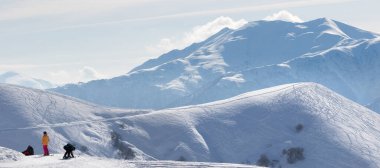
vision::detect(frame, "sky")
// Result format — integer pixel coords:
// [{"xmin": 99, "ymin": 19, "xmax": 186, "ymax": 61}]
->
[{"xmin": 0, "ymin": 0, "xmax": 379, "ymax": 85}]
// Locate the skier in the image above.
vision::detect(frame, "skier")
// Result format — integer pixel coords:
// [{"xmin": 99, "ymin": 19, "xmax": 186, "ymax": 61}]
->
[
  {"xmin": 22, "ymin": 145, "xmax": 34, "ymax": 156},
  {"xmin": 63, "ymin": 143, "xmax": 75, "ymax": 159},
  {"xmin": 42, "ymin": 131, "xmax": 50, "ymax": 156}
]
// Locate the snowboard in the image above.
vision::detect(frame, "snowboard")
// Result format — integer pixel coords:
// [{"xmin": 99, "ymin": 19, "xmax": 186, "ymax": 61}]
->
[{"xmin": 62, "ymin": 156, "xmax": 76, "ymax": 160}]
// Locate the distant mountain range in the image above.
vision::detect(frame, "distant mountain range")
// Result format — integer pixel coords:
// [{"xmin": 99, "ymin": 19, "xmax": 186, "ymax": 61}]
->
[
  {"xmin": 52, "ymin": 18, "xmax": 380, "ymax": 110},
  {"xmin": 0, "ymin": 71, "xmax": 55, "ymax": 90}
]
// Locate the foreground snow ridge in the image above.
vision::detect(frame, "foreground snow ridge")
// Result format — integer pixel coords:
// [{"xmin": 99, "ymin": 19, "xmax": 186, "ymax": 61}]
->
[
  {"xmin": 0, "ymin": 146, "xmax": 24, "ymax": 162},
  {"xmin": 0, "ymin": 148, "xmax": 258, "ymax": 168}
]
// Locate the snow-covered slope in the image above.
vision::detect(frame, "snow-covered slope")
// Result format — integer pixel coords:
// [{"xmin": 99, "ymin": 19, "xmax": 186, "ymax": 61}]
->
[
  {"xmin": 0, "ymin": 146, "xmax": 24, "ymax": 162},
  {"xmin": 111, "ymin": 83, "xmax": 380, "ymax": 168},
  {"xmin": 189, "ymin": 37, "xmax": 380, "ymax": 107},
  {"xmin": 0, "ymin": 84, "xmax": 151, "ymax": 160},
  {"xmin": 0, "ymin": 146, "xmax": 258, "ymax": 168},
  {"xmin": 52, "ymin": 18, "xmax": 380, "ymax": 109},
  {"xmin": 0, "ymin": 71, "xmax": 55, "ymax": 89},
  {"xmin": 2, "ymin": 83, "xmax": 380, "ymax": 167}
]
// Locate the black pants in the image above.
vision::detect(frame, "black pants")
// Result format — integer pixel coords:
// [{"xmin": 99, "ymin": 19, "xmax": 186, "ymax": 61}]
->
[{"xmin": 64, "ymin": 150, "xmax": 74, "ymax": 158}]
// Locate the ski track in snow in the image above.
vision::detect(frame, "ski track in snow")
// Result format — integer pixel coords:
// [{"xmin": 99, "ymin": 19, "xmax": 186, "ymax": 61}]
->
[
  {"xmin": 0, "ymin": 84, "xmax": 154, "ymax": 159},
  {"xmin": 0, "ymin": 85, "xmax": 149, "ymax": 133},
  {"xmin": 117, "ymin": 83, "xmax": 380, "ymax": 167}
]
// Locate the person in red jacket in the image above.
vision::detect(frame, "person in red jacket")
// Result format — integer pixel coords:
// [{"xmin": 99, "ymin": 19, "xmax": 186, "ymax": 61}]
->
[{"xmin": 42, "ymin": 131, "xmax": 49, "ymax": 156}]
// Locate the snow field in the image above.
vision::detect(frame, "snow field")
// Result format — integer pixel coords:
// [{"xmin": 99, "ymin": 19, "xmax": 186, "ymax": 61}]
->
[{"xmin": 1, "ymin": 83, "xmax": 380, "ymax": 167}]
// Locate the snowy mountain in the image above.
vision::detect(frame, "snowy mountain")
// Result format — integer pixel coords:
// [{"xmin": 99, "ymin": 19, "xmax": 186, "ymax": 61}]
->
[
  {"xmin": 0, "ymin": 83, "xmax": 151, "ymax": 160},
  {"xmin": 2, "ymin": 83, "xmax": 380, "ymax": 167},
  {"xmin": 0, "ymin": 71, "xmax": 55, "ymax": 90},
  {"xmin": 52, "ymin": 18, "xmax": 380, "ymax": 109},
  {"xmin": 113, "ymin": 83, "xmax": 380, "ymax": 167},
  {"xmin": 0, "ymin": 146, "xmax": 24, "ymax": 162}
]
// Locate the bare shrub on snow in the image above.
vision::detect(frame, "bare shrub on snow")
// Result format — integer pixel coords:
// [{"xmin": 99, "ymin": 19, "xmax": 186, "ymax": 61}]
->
[
  {"xmin": 283, "ymin": 147, "xmax": 304, "ymax": 164},
  {"xmin": 295, "ymin": 124, "xmax": 304, "ymax": 133},
  {"xmin": 111, "ymin": 131, "xmax": 135, "ymax": 160},
  {"xmin": 177, "ymin": 156, "xmax": 187, "ymax": 161},
  {"xmin": 256, "ymin": 154, "xmax": 271, "ymax": 167}
]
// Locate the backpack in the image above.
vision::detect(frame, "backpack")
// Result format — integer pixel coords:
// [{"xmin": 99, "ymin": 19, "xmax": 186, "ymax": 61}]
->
[
  {"xmin": 64, "ymin": 144, "xmax": 76, "ymax": 151},
  {"xmin": 22, "ymin": 145, "xmax": 34, "ymax": 156},
  {"xmin": 27, "ymin": 146, "xmax": 34, "ymax": 155}
]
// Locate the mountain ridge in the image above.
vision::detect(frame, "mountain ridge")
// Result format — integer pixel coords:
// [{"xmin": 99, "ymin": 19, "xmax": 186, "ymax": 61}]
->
[
  {"xmin": 115, "ymin": 82, "xmax": 380, "ymax": 167},
  {"xmin": 52, "ymin": 18, "xmax": 380, "ymax": 110}
]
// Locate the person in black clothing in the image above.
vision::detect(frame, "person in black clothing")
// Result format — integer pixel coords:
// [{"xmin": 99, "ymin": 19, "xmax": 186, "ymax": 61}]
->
[
  {"xmin": 22, "ymin": 145, "xmax": 34, "ymax": 156},
  {"xmin": 63, "ymin": 143, "xmax": 75, "ymax": 159}
]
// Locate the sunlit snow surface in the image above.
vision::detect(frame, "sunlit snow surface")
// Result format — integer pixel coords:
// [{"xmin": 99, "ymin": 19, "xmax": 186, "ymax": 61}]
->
[{"xmin": 0, "ymin": 147, "xmax": 258, "ymax": 168}]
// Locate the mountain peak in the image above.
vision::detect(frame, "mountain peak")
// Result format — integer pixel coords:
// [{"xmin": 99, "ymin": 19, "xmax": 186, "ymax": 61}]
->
[
  {"xmin": 53, "ymin": 18, "xmax": 380, "ymax": 109},
  {"xmin": 305, "ymin": 18, "xmax": 377, "ymax": 40},
  {"xmin": 314, "ymin": 17, "xmax": 334, "ymax": 23}
]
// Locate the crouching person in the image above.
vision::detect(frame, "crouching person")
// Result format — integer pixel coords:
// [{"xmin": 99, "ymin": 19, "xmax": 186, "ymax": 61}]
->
[
  {"xmin": 22, "ymin": 145, "xmax": 34, "ymax": 156},
  {"xmin": 63, "ymin": 143, "xmax": 75, "ymax": 159}
]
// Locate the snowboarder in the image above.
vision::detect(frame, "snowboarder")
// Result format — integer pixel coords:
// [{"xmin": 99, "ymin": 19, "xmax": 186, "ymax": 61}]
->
[
  {"xmin": 63, "ymin": 143, "xmax": 75, "ymax": 159},
  {"xmin": 42, "ymin": 131, "xmax": 50, "ymax": 156},
  {"xmin": 22, "ymin": 145, "xmax": 34, "ymax": 156}
]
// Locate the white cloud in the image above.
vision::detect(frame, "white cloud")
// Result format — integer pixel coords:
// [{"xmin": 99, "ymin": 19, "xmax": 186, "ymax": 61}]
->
[
  {"xmin": 49, "ymin": 70, "xmax": 71, "ymax": 85},
  {"xmin": 264, "ymin": 10, "xmax": 303, "ymax": 23},
  {"xmin": 79, "ymin": 66, "xmax": 103, "ymax": 82},
  {"xmin": 147, "ymin": 38, "xmax": 178, "ymax": 55},
  {"xmin": 48, "ymin": 66, "xmax": 103, "ymax": 85},
  {"xmin": 147, "ymin": 16, "xmax": 247, "ymax": 55},
  {"xmin": 183, "ymin": 16, "xmax": 247, "ymax": 45}
]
